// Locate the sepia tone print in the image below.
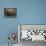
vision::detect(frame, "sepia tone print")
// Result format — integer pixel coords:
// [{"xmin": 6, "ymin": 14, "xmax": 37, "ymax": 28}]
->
[{"xmin": 4, "ymin": 8, "xmax": 17, "ymax": 18}]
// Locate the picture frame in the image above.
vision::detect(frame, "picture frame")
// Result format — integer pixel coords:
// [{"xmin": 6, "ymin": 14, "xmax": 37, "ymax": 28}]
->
[{"xmin": 4, "ymin": 8, "xmax": 17, "ymax": 18}]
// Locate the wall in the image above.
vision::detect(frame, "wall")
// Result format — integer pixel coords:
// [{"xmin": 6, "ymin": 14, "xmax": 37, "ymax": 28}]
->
[
  {"xmin": 19, "ymin": 0, "xmax": 46, "ymax": 24},
  {"xmin": 0, "ymin": 0, "xmax": 46, "ymax": 44}
]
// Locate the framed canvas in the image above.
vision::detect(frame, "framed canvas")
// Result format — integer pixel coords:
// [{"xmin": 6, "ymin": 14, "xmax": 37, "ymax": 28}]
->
[{"xmin": 4, "ymin": 8, "xmax": 17, "ymax": 18}]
